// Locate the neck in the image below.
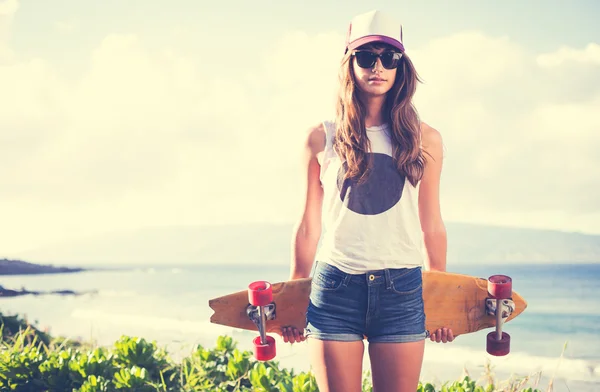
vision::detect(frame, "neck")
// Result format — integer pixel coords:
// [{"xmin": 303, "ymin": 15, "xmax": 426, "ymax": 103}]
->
[{"xmin": 362, "ymin": 95, "xmax": 387, "ymax": 128}]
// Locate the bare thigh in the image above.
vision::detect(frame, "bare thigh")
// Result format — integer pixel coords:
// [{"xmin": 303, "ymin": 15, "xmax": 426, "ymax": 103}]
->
[
  {"xmin": 368, "ymin": 340, "xmax": 425, "ymax": 392},
  {"xmin": 308, "ymin": 339, "xmax": 365, "ymax": 392}
]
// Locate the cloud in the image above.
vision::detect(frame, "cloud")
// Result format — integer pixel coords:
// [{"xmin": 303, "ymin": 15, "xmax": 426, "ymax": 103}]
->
[
  {"xmin": 1, "ymin": 32, "xmax": 260, "ymax": 202},
  {"xmin": 537, "ymin": 43, "xmax": 600, "ymax": 67},
  {"xmin": 0, "ymin": 0, "xmax": 18, "ymax": 18},
  {"xmin": 54, "ymin": 20, "xmax": 76, "ymax": 34},
  {"xmin": 0, "ymin": 26, "xmax": 348, "ymax": 251},
  {"xmin": 0, "ymin": 0, "xmax": 18, "ymax": 61},
  {"xmin": 0, "ymin": 11, "xmax": 598, "ymax": 253},
  {"xmin": 409, "ymin": 33, "xmax": 600, "ymax": 230}
]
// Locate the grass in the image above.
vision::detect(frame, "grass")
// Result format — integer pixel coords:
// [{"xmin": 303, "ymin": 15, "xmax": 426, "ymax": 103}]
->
[{"xmin": 0, "ymin": 312, "xmax": 559, "ymax": 391}]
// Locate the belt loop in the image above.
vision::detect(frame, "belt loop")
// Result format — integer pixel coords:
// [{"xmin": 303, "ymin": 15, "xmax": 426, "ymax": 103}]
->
[
  {"xmin": 343, "ymin": 273, "xmax": 351, "ymax": 287},
  {"xmin": 384, "ymin": 269, "xmax": 392, "ymax": 289}
]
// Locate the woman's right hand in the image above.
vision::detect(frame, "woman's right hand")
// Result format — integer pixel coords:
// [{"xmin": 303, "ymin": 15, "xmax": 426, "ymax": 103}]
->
[{"xmin": 281, "ymin": 326, "xmax": 306, "ymax": 344}]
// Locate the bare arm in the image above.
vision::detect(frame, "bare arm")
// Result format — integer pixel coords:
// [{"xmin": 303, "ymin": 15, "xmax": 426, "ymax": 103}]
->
[
  {"xmin": 289, "ymin": 124, "xmax": 326, "ymax": 280},
  {"xmin": 418, "ymin": 122, "xmax": 447, "ymax": 272}
]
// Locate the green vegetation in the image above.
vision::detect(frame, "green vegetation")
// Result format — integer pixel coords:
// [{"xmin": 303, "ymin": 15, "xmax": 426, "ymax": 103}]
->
[{"xmin": 0, "ymin": 313, "xmax": 544, "ymax": 391}]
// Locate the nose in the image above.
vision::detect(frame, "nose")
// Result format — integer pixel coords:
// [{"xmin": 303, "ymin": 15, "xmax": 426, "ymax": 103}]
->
[{"xmin": 372, "ymin": 57, "xmax": 384, "ymax": 72}]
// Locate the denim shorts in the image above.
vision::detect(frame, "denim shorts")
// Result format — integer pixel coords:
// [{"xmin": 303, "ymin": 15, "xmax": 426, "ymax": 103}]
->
[{"xmin": 305, "ymin": 261, "xmax": 428, "ymax": 343}]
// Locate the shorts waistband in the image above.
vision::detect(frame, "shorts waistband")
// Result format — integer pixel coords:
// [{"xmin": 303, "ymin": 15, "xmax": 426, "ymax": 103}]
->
[{"xmin": 315, "ymin": 261, "xmax": 421, "ymax": 289}]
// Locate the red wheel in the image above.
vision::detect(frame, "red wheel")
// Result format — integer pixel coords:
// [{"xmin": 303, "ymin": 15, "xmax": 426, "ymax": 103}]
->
[
  {"xmin": 253, "ymin": 335, "xmax": 276, "ymax": 361},
  {"xmin": 487, "ymin": 274, "xmax": 512, "ymax": 299},
  {"xmin": 248, "ymin": 281, "xmax": 273, "ymax": 306},
  {"xmin": 486, "ymin": 331, "xmax": 510, "ymax": 356}
]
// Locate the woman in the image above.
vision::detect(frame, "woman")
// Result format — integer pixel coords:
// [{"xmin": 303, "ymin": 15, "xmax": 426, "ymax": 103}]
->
[{"xmin": 284, "ymin": 9, "xmax": 454, "ymax": 392}]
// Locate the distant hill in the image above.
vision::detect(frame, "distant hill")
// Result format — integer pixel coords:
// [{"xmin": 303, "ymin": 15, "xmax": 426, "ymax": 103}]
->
[
  {"xmin": 443, "ymin": 222, "xmax": 600, "ymax": 263},
  {"xmin": 6, "ymin": 222, "xmax": 600, "ymax": 266},
  {"xmin": 0, "ymin": 258, "xmax": 86, "ymax": 275}
]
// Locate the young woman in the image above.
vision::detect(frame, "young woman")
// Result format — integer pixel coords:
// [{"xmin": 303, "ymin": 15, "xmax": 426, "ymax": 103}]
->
[{"xmin": 284, "ymin": 10, "xmax": 454, "ymax": 392}]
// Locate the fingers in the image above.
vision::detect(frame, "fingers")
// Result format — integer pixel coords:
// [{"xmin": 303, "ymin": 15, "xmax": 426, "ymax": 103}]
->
[
  {"xmin": 283, "ymin": 326, "xmax": 454, "ymax": 344},
  {"xmin": 293, "ymin": 327, "xmax": 303, "ymax": 342},
  {"xmin": 281, "ymin": 327, "xmax": 306, "ymax": 344},
  {"xmin": 429, "ymin": 328, "xmax": 455, "ymax": 343},
  {"xmin": 282, "ymin": 327, "xmax": 291, "ymax": 343}
]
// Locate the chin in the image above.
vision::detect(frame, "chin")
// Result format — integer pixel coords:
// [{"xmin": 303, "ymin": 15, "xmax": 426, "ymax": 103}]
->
[{"xmin": 363, "ymin": 86, "xmax": 392, "ymax": 97}]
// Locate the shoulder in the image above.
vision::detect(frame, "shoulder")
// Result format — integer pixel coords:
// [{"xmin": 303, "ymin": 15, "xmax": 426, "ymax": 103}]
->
[
  {"xmin": 303, "ymin": 122, "xmax": 327, "ymax": 155},
  {"xmin": 420, "ymin": 122, "xmax": 444, "ymax": 162},
  {"xmin": 420, "ymin": 122, "xmax": 442, "ymax": 148}
]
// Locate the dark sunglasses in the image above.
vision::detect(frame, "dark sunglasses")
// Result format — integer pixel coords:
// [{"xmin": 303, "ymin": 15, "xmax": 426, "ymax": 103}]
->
[{"xmin": 353, "ymin": 50, "xmax": 403, "ymax": 69}]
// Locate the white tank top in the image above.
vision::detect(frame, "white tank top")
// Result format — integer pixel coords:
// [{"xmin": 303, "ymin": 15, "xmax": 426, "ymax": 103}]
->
[{"xmin": 315, "ymin": 120, "xmax": 426, "ymax": 274}]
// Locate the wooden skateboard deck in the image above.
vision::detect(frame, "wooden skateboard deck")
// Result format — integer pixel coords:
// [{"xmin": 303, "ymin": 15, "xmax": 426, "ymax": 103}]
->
[{"xmin": 208, "ymin": 270, "xmax": 527, "ymax": 339}]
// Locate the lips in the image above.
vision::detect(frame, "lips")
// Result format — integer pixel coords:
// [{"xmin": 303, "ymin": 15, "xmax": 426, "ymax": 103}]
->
[{"xmin": 369, "ymin": 77, "xmax": 386, "ymax": 82}]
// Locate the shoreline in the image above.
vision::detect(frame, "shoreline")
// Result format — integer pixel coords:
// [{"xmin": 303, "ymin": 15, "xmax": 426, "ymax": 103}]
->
[{"xmin": 0, "ymin": 258, "xmax": 92, "ymax": 298}]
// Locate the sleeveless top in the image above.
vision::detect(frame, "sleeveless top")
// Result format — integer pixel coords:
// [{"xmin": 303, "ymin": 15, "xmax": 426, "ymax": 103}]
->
[{"xmin": 315, "ymin": 120, "xmax": 426, "ymax": 274}]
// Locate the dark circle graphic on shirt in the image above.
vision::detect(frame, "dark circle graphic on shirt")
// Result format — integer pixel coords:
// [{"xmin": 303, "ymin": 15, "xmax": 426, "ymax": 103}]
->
[{"xmin": 337, "ymin": 153, "xmax": 406, "ymax": 215}]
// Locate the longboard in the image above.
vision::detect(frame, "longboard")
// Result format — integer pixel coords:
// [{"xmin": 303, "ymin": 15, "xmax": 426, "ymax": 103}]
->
[{"xmin": 208, "ymin": 270, "xmax": 527, "ymax": 360}]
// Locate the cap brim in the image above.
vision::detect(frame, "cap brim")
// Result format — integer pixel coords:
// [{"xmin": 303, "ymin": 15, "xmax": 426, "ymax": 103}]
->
[{"xmin": 347, "ymin": 35, "xmax": 405, "ymax": 53}]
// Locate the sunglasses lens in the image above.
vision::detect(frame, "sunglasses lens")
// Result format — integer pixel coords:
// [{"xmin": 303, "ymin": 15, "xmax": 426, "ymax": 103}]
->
[
  {"xmin": 381, "ymin": 52, "xmax": 402, "ymax": 69},
  {"xmin": 355, "ymin": 52, "xmax": 377, "ymax": 68}
]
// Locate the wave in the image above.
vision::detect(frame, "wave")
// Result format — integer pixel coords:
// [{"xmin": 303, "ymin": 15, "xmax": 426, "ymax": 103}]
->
[
  {"xmin": 96, "ymin": 290, "xmax": 138, "ymax": 297},
  {"xmin": 70, "ymin": 308, "xmax": 234, "ymax": 338},
  {"xmin": 422, "ymin": 344, "xmax": 599, "ymax": 384},
  {"xmin": 528, "ymin": 302, "xmax": 600, "ymax": 317}
]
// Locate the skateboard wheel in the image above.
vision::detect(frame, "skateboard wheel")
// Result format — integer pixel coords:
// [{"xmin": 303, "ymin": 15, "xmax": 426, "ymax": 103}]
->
[
  {"xmin": 248, "ymin": 281, "xmax": 273, "ymax": 306},
  {"xmin": 253, "ymin": 335, "xmax": 276, "ymax": 361},
  {"xmin": 486, "ymin": 331, "xmax": 510, "ymax": 356},
  {"xmin": 487, "ymin": 274, "xmax": 512, "ymax": 299}
]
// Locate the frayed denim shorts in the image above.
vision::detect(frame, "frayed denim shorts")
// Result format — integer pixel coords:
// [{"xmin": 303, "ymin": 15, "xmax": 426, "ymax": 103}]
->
[{"xmin": 305, "ymin": 261, "xmax": 428, "ymax": 343}]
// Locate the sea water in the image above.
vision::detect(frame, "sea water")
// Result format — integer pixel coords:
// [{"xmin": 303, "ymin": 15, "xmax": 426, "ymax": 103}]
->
[{"xmin": 0, "ymin": 263, "xmax": 598, "ymax": 392}]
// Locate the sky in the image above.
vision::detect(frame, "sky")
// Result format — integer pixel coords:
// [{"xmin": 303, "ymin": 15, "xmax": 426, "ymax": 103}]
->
[{"xmin": 1, "ymin": 0, "xmax": 599, "ymax": 255}]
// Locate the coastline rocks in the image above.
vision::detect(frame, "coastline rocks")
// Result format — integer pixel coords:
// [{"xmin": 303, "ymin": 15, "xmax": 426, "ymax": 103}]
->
[
  {"xmin": 0, "ymin": 285, "xmax": 97, "ymax": 298},
  {"xmin": 0, "ymin": 258, "xmax": 94, "ymax": 298}
]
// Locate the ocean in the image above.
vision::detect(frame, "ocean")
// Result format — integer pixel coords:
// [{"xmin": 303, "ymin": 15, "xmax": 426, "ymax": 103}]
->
[{"xmin": 0, "ymin": 263, "xmax": 598, "ymax": 392}]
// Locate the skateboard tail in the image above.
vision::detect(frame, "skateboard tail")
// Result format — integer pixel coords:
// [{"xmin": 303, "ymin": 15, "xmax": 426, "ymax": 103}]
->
[
  {"xmin": 208, "ymin": 278, "xmax": 312, "ymax": 336},
  {"xmin": 423, "ymin": 272, "xmax": 528, "ymax": 337}
]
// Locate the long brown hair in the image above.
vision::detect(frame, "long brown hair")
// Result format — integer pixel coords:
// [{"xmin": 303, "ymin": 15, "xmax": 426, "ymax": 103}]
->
[{"xmin": 333, "ymin": 43, "xmax": 425, "ymax": 187}]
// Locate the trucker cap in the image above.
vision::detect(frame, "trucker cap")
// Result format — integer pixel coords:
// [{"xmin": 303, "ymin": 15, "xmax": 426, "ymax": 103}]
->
[{"xmin": 345, "ymin": 10, "xmax": 405, "ymax": 53}]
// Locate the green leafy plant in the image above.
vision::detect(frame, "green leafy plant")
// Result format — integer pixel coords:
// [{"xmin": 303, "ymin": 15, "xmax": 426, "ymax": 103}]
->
[{"xmin": 0, "ymin": 312, "xmax": 546, "ymax": 391}]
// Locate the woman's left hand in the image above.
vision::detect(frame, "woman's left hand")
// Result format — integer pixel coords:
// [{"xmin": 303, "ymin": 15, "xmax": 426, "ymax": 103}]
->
[{"xmin": 430, "ymin": 327, "xmax": 454, "ymax": 343}]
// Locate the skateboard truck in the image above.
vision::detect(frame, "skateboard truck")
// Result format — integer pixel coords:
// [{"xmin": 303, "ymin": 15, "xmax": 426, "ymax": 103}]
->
[
  {"xmin": 247, "ymin": 281, "xmax": 277, "ymax": 361},
  {"xmin": 485, "ymin": 275, "xmax": 513, "ymax": 356},
  {"xmin": 246, "ymin": 303, "xmax": 276, "ymax": 344},
  {"xmin": 485, "ymin": 298, "xmax": 515, "ymax": 319}
]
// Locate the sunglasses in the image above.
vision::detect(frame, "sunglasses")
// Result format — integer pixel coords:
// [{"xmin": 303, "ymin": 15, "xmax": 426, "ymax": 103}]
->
[{"xmin": 352, "ymin": 50, "xmax": 403, "ymax": 70}]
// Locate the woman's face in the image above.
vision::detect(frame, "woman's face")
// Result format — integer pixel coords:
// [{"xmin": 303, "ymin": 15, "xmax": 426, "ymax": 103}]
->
[{"xmin": 351, "ymin": 44, "xmax": 402, "ymax": 99}]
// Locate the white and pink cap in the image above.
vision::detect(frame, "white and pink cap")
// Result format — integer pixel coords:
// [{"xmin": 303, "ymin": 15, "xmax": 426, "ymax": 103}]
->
[{"xmin": 345, "ymin": 10, "xmax": 405, "ymax": 53}]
